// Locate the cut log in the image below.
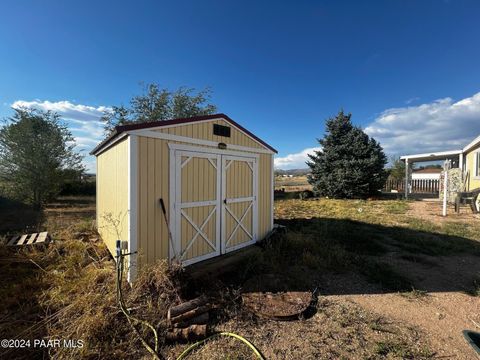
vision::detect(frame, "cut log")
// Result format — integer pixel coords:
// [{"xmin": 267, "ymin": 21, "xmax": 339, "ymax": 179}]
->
[
  {"xmin": 166, "ymin": 324, "xmax": 207, "ymax": 342},
  {"xmin": 167, "ymin": 295, "xmax": 208, "ymax": 320},
  {"xmin": 173, "ymin": 312, "xmax": 209, "ymax": 328},
  {"xmin": 169, "ymin": 304, "xmax": 211, "ymax": 325}
]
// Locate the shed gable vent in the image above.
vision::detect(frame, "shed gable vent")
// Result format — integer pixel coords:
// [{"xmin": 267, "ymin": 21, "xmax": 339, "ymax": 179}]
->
[{"xmin": 213, "ymin": 124, "xmax": 231, "ymax": 137}]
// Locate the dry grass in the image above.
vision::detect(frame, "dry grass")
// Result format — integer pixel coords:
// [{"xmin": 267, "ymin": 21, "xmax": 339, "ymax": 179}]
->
[
  {"xmin": 5, "ymin": 196, "xmax": 480, "ymax": 358},
  {"xmin": 0, "ymin": 197, "xmax": 185, "ymax": 359},
  {"xmin": 0, "ymin": 229, "xmax": 185, "ymax": 359},
  {"xmin": 275, "ymin": 175, "xmax": 312, "ymax": 192}
]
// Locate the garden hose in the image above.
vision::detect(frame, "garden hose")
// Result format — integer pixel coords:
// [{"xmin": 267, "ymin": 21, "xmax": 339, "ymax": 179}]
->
[
  {"xmin": 116, "ymin": 244, "xmax": 163, "ymax": 360},
  {"xmin": 176, "ymin": 332, "xmax": 265, "ymax": 360},
  {"xmin": 116, "ymin": 242, "xmax": 263, "ymax": 360}
]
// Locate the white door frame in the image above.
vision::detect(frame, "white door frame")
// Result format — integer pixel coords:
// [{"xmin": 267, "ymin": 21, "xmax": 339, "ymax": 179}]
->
[
  {"xmin": 171, "ymin": 149, "xmax": 222, "ymax": 266},
  {"xmin": 169, "ymin": 143, "xmax": 259, "ymax": 265},
  {"xmin": 221, "ymin": 155, "xmax": 258, "ymax": 254}
]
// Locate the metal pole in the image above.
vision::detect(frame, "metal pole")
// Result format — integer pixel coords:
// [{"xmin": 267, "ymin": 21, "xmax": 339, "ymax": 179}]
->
[
  {"xmin": 405, "ymin": 158, "xmax": 409, "ymax": 200},
  {"xmin": 442, "ymin": 160, "xmax": 450, "ymax": 217}
]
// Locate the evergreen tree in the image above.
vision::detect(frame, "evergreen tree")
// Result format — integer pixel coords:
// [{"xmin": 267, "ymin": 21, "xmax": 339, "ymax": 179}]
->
[{"xmin": 307, "ymin": 111, "xmax": 387, "ymax": 198}]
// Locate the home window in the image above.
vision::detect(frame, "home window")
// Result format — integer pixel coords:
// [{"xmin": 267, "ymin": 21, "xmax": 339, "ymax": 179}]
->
[{"xmin": 476, "ymin": 152, "xmax": 480, "ymax": 177}]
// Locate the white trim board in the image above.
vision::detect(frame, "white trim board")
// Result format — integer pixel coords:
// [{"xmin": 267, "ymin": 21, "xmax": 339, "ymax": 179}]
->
[
  {"xmin": 168, "ymin": 143, "xmax": 260, "ymax": 159},
  {"xmin": 171, "ymin": 149, "xmax": 222, "ymax": 265},
  {"xmin": 464, "ymin": 134, "xmax": 480, "ymax": 153},
  {"xmin": 221, "ymin": 154, "xmax": 258, "ymax": 252},
  {"xmin": 474, "ymin": 150, "xmax": 480, "ymax": 178},
  {"xmin": 400, "ymin": 149, "xmax": 462, "ymax": 162},
  {"xmin": 92, "ymin": 132, "xmax": 129, "ymax": 156},
  {"xmin": 130, "ymin": 129, "xmax": 274, "ymax": 155},
  {"xmin": 169, "ymin": 144, "xmax": 259, "ymax": 267},
  {"xmin": 129, "ymin": 116, "xmax": 275, "ymax": 154},
  {"xmin": 127, "ymin": 135, "xmax": 138, "ymax": 283},
  {"xmin": 225, "ymin": 239, "xmax": 257, "ymax": 254}
]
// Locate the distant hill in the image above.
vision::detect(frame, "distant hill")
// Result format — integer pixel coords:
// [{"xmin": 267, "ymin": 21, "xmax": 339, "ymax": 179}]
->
[{"xmin": 275, "ymin": 168, "xmax": 310, "ymax": 176}]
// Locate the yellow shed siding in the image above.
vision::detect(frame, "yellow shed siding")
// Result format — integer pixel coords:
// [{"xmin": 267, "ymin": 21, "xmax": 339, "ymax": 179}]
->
[
  {"xmin": 137, "ymin": 136, "xmax": 170, "ymax": 268},
  {"xmin": 157, "ymin": 119, "xmax": 264, "ymax": 150},
  {"xmin": 96, "ymin": 139, "xmax": 129, "ymax": 256},
  {"xmin": 465, "ymin": 145, "xmax": 480, "ymax": 191},
  {"xmin": 135, "ymin": 127, "xmax": 274, "ymax": 267}
]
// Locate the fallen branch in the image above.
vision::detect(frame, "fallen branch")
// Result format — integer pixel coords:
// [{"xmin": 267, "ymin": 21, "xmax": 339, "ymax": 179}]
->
[{"xmin": 29, "ymin": 258, "xmax": 47, "ymax": 273}]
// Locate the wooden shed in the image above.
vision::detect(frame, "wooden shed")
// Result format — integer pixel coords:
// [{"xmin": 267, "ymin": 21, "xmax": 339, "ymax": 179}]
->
[{"xmin": 91, "ymin": 114, "xmax": 277, "ymax": 281}]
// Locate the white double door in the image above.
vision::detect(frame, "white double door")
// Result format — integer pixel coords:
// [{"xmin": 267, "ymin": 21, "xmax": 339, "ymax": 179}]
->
[{"xmin": 172, "ymin": 149, "xmax": 258, "ymax": 265}]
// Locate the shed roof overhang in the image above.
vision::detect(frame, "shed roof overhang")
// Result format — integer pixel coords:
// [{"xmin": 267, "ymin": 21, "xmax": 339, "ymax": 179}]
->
[
  {"xmin": 400, "ymin": 149, "xmax": 462, "ymax": 162},
  {"xmin": 90, "ymin": 113, "xmax": 278, "ymax": 156},
  {"xmin": 463, "ymin": 134, "xmax": 480, "ymax": 153}
]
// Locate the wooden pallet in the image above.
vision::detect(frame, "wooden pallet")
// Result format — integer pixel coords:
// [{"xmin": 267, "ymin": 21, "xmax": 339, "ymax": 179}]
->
[{"xmin": 6, "ymin": 232, "xmax": 51, "ymax": 247}]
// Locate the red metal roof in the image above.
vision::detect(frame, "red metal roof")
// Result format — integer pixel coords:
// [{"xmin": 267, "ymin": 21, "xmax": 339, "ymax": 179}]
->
[{"xmin": 90, "ymin": 113, "xmax": 277, "ymax": 155}]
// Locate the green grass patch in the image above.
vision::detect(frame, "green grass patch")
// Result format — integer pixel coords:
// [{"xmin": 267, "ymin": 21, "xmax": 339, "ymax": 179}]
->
[{"xmin": 384, "ymin": 200, "xmax": 410, "ymax": 214}]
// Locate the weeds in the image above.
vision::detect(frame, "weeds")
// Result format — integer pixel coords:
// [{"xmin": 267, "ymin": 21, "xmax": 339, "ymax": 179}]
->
[
  {"xmin": 375, "ymin": 340, "xmax": 434, "ymax": 358},
  {"xmin": 400, "ymin": 288, "xmax": 429, "ymax": 300},
  {"xmin": 468, "ymin": 273, "xmax": 480, "ymax": 297},
  {"xmin": 384, "ymin": 200, "xmax": 410, "ymax": 214}
]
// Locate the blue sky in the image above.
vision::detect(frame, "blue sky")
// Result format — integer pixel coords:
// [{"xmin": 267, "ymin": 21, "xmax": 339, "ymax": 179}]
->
[{"xmin": 1, "ymin": 0, "xmax": 480, "ymax": 171}]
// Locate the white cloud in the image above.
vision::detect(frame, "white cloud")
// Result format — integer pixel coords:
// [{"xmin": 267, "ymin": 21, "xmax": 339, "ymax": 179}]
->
[
  {"xmin": 11, "ymin": 100, "xmax": 110, "ymax": 173},
  {"xmin": 12, "ymin": 100, "xmax": 110, "ymax": 121},
  {"xmin": 275, "ymin": 91, "xmax": 480, "ymax": 169},
  {"xmin": 274, "ymin": 147, "xmax": 321, "ymax": 169},
  {"xmin": 365, "ymin": 92, "xmax": 480, "ymax": 157},
  {"xmin": 405, "ymin": 96, "xmax": 420, "ymax": 105}
]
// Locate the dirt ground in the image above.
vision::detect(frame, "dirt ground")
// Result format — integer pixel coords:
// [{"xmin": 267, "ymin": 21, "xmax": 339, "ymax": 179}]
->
[
  {"xmin": 347, "ymin": 292, "xmax": 480, "ymax": 359},
  {"xmin": 2, "ymin": 196, "xmax": 480, "ymax": 359},
  {"xmin": 407, "ymin": 199, "xmax": 480, "ymax": 225},
  {"xmin": 317, "ymin": 255, "xmax": 480, "ymax": 358},
  {"xmin": 355, "ymin": 200, "xmax": 480, "ymax": 358},
  {"xmin": 271, "ymin": 198, "xmax": 480, "ymax": 359}
]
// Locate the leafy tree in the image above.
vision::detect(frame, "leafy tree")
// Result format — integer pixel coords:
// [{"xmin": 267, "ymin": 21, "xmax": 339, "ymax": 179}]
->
[
  {"xmin": 307, "ymin": 111, "xmax": 387, "ymax": 198},
  {"xmin": 389, "ymin": 156, "xmax": 406, "ymax": 181},
  {"xmin": 0, "ymin": 109, "xmax": 84, "ymax": 208},
  {"xmin": 102, "ymin": 83, "xmax": 217, "ymax": 133}
]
